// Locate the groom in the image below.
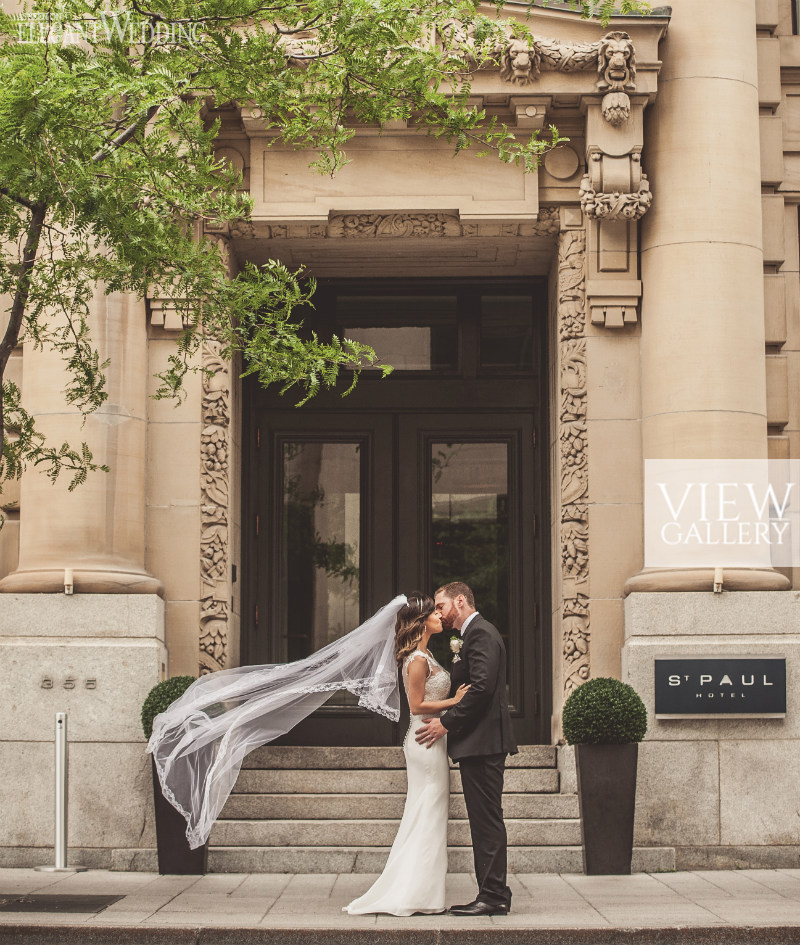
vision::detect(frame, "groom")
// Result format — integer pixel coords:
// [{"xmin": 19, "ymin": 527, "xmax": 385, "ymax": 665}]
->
[{"xmin": 415, "ymin": 582, "xmax": 517, "ymax": 917}]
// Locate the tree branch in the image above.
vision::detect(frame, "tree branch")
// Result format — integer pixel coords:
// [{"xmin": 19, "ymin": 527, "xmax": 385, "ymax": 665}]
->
[
  {"xmin": 0, "ymin": 201, "xmax": 47, "ymax": 454},
  {"xmin": 0, "ymin": 186, "xmax": 39, "ymax": 212},
  {"xmin": 273, "ymin": 15, "xmax": 323, "ymax": 34},
  {"xmin": 91, "ymin": 102, "xmax": 162, "ymax": 163},
  {"xmin": 128, "ymin": 0, "xmax": 284, "ymax": 25}
]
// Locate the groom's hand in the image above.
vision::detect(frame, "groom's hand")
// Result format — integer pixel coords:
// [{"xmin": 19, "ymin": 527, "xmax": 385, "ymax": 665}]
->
[{"xmin": 415, "ymin": 717, "xmax": 446, "ymax": 747}]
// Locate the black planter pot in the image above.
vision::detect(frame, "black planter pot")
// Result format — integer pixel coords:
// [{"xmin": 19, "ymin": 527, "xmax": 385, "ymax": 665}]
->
[
  {"xmin": 151, "ymin": 757, "xmax": 208, "ymax": 875},
  {"xmin": 575, "ymin": 742, "xmax": 638, "ymax": 876}
]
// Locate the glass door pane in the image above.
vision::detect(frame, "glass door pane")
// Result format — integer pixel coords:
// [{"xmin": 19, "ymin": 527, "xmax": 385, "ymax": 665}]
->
[
  {"xmin": 281, "ymin": 441, "xmax": 361, "ymax": 662},
  {"xmin": 336, "ymin": 294, "xmax": 459, "ymax": 372},
  {"xmin": 430, "ymin": 442, "xmax": 509, "ymax": 642}
]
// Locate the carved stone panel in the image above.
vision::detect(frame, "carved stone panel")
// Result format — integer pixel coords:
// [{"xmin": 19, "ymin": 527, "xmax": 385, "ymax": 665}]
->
[
  {"xmin": 557, "ymin": 227, "xmax": 590, "ymax": 696},
  {"xmin": 200, "ymin": 338, "xmax": 231, "ymax": 675}
]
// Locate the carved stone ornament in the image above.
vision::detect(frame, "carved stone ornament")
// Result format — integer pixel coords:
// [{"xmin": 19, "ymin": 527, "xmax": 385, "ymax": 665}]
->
[
  {"xmin": 500, "ymin": 38, "xmax": 543, "ymax": 85},
  {"xmin": 200, "ymin": 337, "xmax": 231, "ymax": 675},
  {"xmin": 276, "ymin": 21, "xmax": 636, "ymax": 125},
  {"xmin": 214, "ymin": 208, "xmax": 561, "ymax": 242},
  {"xmin": 557, "ymin": 227, "xmax": 590, "ymax": 697},
  {"xmin": 328, "ymin": 213, "xmax": 462, "ymax": 238},
  {"xmin": 579, "ymin": 172, "xmax": 652, "ymax": 222},
  {"xmin": 596, "ymin": 31, "xmax": 636, "ymax": 93},
  {"xmin": 601, "ymin": 91, "xmax": 631, "ymax": 127},
  {"xmin": 495, "ymin": 29, "xmax": 636, "ymax": 126}
]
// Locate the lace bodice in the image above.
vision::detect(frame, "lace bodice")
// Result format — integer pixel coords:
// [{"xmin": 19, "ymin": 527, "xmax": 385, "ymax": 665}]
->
[{"xmin": 402, "ymin": 651, "xmax": 451, "ymax": 715}]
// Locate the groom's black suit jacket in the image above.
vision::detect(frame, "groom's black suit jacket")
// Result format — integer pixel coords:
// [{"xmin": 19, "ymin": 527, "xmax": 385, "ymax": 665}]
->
[{"xmin": 440, "ymin": 614, "xmax": 518, "ymax": 762}]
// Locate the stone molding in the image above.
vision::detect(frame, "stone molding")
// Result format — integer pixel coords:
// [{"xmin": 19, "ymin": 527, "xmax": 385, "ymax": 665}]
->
[
  {"xmin": 455, "ymin": 26, "xmax": 638, "ymax": 127},
  {"xmin": 557, "ymin": 225, "xmax": 590, "ymax": 697},
  {"xmin": 200, "ymin": 337, "xmax": 231, "ymax": 675},
  {"xmin": 328, "ymin": 213, "xmax": 462, "ymax": 238},
  {"xmin": 498, "ymin": 29, "xmax": 634, "ymax": 113},
  {"xmin": 147, "ymin": 296, "xmax": 190, "ymax": 332},
  {"xmin": 212, "ymin": 208, "xmax": 562, "ymax": 241},
  {"xmin": 277, "ymin": 24, "xmax": 636, "ymax": 126}
]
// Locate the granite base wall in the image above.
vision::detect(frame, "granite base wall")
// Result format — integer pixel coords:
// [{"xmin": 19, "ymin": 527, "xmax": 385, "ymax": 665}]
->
[
  {"xmin": 623, "ymin": 591, "xmax": 800, "ymax": 869},
  {"xmin": 0, "ymin": 595, "xmax": 166, "ymax": 868}
]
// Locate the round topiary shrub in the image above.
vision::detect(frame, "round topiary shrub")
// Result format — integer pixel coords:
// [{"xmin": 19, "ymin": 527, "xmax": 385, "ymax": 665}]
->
[
  {"xmin": 141, "ymin": 676, "xmax": 197, "ymax": 740},
  {"xmin": 562, "ymin": 677, "xmax": 647, "ymax": 745}
]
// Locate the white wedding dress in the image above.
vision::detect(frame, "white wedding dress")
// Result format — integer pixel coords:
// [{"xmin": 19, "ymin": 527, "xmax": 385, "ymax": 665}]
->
[{"xmin": 344, "ymin": 650, "xmax": 451, "ymax": 916}]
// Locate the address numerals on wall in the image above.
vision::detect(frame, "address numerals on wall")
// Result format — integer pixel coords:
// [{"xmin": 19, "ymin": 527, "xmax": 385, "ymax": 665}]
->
[{"xmin": 40, "ymin": 676, "xmax": 97, "ymax": 690}]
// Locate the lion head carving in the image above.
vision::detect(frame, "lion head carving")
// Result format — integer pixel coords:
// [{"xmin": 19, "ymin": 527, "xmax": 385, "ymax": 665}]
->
[
  {"xmin": 596, "ymin": 30, "xmax": 636, "ymax": 92},
  {"xmin": 499, "ymin": 38, "xmax": 541, "ymax": 86}
]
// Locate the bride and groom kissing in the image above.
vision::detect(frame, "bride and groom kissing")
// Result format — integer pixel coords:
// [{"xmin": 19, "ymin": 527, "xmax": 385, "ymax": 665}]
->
[
  {"xmin": 147, "ymin": 581, "xmax": 516, "ymax": 917},
  {"xmin": 345, "ymin": 582, "xmax": 518, "ymax": 918}
]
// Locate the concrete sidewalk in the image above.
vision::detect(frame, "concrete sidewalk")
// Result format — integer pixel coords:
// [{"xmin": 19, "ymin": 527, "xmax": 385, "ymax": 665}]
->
[{"xmin": 1, "ymin": 867, "xmax": 800, "ymax": 944}]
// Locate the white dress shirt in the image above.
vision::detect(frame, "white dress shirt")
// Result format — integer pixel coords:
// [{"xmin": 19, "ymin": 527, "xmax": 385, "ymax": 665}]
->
[{"xmin": 459, "ymin": 611, "xmax": 479, "ymax": 637}]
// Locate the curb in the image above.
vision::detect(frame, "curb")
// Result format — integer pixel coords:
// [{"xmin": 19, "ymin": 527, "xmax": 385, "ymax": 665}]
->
[{"xmin": 2, "ymin": 926, "xmax": 800, "ymax": 945}]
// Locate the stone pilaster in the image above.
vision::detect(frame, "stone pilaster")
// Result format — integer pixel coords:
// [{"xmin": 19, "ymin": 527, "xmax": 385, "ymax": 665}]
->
[
  {"xmin": 627, "ymin": 0, "xmax": 788, "ymax": 593},
  {"xmin": 0, "ymin": 290, "xmax": 162, "ymax": 596}
]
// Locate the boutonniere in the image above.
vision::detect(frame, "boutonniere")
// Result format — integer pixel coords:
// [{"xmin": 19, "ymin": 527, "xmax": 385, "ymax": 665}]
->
[{"xmin": 449, "ymin": 635, "xmax": 463, "ymax": 663}]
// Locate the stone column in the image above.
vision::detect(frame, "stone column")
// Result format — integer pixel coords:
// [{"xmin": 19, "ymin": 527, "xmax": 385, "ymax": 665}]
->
[
  {"xmin": 626, "ymin": 0, "xmax": 788, "ymax": 593},
  {"xmin": 0, "ymin": 290, "xmax": 163, "ymax": 595}
]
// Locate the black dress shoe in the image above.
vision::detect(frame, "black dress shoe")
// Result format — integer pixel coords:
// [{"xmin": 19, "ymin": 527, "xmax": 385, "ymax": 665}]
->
[{"xmin": 448, "ymin": 900, "xmax": 510, "ymax": 916}]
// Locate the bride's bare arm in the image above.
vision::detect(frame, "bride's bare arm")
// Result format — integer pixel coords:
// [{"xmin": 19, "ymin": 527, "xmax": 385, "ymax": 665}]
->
[{"xmin": 405, "ymin": 658, "xmax": 470, "ymax": 716}]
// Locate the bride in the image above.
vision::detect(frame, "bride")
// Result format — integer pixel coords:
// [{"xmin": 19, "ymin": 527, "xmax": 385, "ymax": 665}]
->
[
  {"xmin": 344, "ymin": 593, "xmax": 469, "ymax": 916},
  {"xmin": 147, "ymin": 592, "xmax": 465, "ymax": 914}
]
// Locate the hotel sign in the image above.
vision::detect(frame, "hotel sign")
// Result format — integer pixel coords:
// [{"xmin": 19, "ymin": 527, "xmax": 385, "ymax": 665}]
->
[{"xmin": 654, "ymin": 658, "xmax": 786, "ymax": 719}]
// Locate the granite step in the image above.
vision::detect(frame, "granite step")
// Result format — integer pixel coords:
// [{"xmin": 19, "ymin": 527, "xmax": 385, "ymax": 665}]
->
[
  {"xmin": 232, "ymin": 767, "xmax": 560, "ymax": 794},
  {"xmin": 205, "ymin": 845, "xmax": 676, "ymax": 874},
  {"xmin": 220, "ymin": 791, "xmax": 580, "ymax": 820},
  {"xmin": 242, "ymin": 744, "xmax": 557, "ymax": 769},
  {"xmin": 209, "ymin": 817, "xmax": 583, "ymax": 847}
]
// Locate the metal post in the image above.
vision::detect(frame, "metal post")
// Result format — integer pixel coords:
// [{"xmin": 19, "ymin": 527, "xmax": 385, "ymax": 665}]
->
[{"xmin": 36, "ymin": 713, "xmax": 87, "ymax": 872}]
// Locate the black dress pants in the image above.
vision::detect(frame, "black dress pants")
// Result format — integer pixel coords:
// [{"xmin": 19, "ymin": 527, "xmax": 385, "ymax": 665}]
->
[{"xmin": 458, "ymin": 753, "xmax": 511, "ymax": 908}]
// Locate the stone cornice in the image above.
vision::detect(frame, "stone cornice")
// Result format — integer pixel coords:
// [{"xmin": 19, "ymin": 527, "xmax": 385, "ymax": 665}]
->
[{"xmin": 206, "ymin": 209, "xmax": 562, "ymax": 241}]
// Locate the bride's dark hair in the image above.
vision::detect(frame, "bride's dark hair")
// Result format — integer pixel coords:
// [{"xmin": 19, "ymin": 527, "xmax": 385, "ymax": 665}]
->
[{"xmin": 394, "ymin": 592, "xmax": 435, "ymax": 668}]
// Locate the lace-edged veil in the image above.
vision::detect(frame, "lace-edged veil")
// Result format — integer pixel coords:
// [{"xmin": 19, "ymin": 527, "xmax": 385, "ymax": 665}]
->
[{"xmin": 147, "ymin": 595, "xmax": 407, "ymax": 849}]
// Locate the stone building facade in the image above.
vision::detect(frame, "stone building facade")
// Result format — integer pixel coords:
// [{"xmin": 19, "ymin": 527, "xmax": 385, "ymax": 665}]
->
[{"xmin": 1, "ymin": 0, "xmax": 799, "ymax": 870}]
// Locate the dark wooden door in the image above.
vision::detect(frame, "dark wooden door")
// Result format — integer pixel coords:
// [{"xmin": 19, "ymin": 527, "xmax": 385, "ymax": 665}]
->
[{"xmin": 242, "ymin": 279, "xmax": 550, "ymax": 745}]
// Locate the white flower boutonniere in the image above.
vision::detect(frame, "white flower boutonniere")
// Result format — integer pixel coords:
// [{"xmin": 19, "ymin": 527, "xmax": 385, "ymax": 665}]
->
[{"xmin": 450, "ymin": 635, "xmax": 463, "ymax": 663}]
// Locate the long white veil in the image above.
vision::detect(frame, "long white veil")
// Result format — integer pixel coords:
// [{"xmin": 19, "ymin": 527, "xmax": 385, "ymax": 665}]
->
[{"xmin": 147, "ymin": 595, "xmax": 406, "ymax": 849}]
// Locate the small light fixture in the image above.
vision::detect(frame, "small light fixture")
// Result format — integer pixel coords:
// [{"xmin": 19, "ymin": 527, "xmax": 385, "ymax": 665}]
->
[
  {"xmin": 64, "ymin": 569, "xmax": 73, "ymax": 595},
  {"xmin": 713, "ymin": 567, "xmax": 724, "ymax": 594}
]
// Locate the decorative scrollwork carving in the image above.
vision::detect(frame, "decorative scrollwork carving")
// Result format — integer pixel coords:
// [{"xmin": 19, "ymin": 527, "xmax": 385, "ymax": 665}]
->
[
  {"xmin": 495, "ymin": 30, "xmax": 635, "ymax": 128},
  {"xmin": 558, "ymin": 229, "xmax": 586, "ymax": 341},
  {"xmin": 579, "ymin": 173, "xmax": 652, "ymax": 221},
  {"xmin": 558, "ymin": 227, "xmax": 590, "ymax": 698},
  {"xmin": 563, "ymin": 613, "xmax": 591, "ymax": 691},
  {"xmin": 327, "ymin": 213, "xmax": 462, "ymax": 238},
  {"xmin": 274, "ymin": 22, "xmax": 636, "ymax": 124},
  {"xmin": 538, "ymin": 37, "xmax": 599, "ymax": 74},
  {"xmin": 200, "ymin": 337, "xmax": 231, "ymax": 675},
  {"xmin": 562, "ymin": 504, "xmax": 588, "ymax": 581},
  {"xmin": 248, "ymin": 210, "xmax": 561, "ymax": 240},
  {"xmin": 522, "ymin": 206, "xmax": 560, "ymax": 237}
]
